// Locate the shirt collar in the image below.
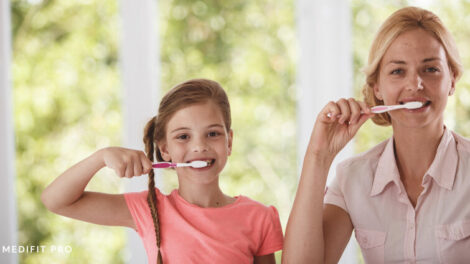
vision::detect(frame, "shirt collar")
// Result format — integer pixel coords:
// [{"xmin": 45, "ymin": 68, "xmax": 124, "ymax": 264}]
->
[
  {"xmin": 425, "ymin": 128, "xmax": 457, "ymax": 190},
  {"xmin": 370, "ymin": 137, "xmax": 401, "ymax": 196},
  {"xmin": 370, "ymin": 127, "xmax": 458, "ymax": 197}
]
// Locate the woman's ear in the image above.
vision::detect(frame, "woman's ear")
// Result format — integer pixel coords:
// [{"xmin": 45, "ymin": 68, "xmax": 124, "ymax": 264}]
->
[
  {"xmin": 373, "ymin": 83, "xmax": 383, "ymax": 100},
  {"xmin": 159, "ymin": 142, "xmax": 171, "ymax": 162},
  {"xmin": 449, "ymin": 71, "xmax": 456, "ymax": 96}
]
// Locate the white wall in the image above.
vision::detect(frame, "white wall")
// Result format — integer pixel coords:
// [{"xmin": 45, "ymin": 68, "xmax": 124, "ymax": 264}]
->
[
  {"xmin": 0, "ymin": 0, "xmax": 18, "ymax": 263},
  {"xmin": 296, "ymin": 0, "xmax": 357, "ymax": 263},
  {"xmin": 119, "ymin": 0, "xmax": 161, "ymax": 263}
]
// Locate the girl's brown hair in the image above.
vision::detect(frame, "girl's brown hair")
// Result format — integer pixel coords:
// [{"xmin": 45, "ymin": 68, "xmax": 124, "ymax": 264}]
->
[
  {"xmin": 362, "ymin": 6, "xmax": 463, "ymax": 126},
  {"xmin": 142, "ymin": 79, "xmax": 231, "ymax": 263}
]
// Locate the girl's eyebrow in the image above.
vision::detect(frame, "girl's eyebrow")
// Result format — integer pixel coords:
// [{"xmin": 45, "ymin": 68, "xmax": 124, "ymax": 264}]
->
[{"xmin": 170, "ymin": 124, "xmax": 224, "ymax": 134}]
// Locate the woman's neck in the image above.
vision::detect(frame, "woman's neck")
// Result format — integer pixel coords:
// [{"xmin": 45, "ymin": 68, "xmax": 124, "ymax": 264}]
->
[
  {"xmin": 177, "ymin": 182, "xmax": 235, "ymax": 208},
  {"xmin": 392, "ymin": 122, "xmax": 445, "ymax": 182}
]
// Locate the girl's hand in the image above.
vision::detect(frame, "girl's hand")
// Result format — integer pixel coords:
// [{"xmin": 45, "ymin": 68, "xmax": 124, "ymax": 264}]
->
[
  {"xmin": 100, "ymin": 147, "xmax": 153, "ymax": 178},
  {"xmin": 308, "ymin": 98, "xmax": 372, "ymax": 159}
]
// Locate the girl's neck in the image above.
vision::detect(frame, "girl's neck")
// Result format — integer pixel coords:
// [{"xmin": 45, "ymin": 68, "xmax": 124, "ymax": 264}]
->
[
  {"xmin": 177, "ymin": 183, "xmax": 235, "ymax": 208},
  {"xmin": 392, "ymin": 122, "xmax": 445, "ymax": 181}
]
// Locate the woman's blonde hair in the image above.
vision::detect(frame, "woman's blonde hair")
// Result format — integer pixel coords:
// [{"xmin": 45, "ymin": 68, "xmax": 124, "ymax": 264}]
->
[
  {"xmin": 142, "ymin": 79, "xmax": 231, "ymax": 263},
  {"xmin": 362, "ymin": 6, "xmax": 463, "ymax": 126}
]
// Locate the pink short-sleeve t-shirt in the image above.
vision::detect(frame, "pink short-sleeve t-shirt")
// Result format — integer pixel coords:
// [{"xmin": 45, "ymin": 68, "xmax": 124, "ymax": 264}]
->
[
  {"xmin": 124, "ymin": 188, "xmax": 283, "ymax": 263},
  {"xmin": 324, "ymin": 128, "xmax": 470, "ymax": 263}
]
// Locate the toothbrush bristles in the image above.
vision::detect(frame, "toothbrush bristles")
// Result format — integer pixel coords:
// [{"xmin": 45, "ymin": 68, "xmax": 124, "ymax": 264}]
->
[
  {"xmin": 190, "ymin": 161, "xmax": 208, "ymax": 168},
  {"xmin": 404, "ymin": 101, "xmax": 423, "ymax": 109}
]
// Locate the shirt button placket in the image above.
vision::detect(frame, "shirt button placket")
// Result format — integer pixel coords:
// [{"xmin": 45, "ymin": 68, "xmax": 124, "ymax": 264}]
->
[{"xmin": 405, "ymin": 208, "xmax": 416, "ymax": 261}]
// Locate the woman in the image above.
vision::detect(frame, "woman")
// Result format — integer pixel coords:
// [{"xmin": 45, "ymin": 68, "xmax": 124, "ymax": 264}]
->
[{"xmin": 283, "ymin": 6, "xmax": 470, "ymax": 263}]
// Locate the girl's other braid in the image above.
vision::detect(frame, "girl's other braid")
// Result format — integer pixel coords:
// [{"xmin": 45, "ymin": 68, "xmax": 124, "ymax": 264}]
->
[{"xmin": 143, "ymin": 117, "xmax": 163, "ymax": 264}]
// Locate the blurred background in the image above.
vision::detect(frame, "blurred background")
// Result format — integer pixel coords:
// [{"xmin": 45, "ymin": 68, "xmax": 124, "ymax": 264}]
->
[{"xmin": 2, "ymin": 0, "xmax": 470, "ymax": 263}]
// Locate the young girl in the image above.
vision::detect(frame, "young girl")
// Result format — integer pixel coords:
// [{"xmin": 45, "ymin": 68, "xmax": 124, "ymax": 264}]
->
[{"xmin": 41, "ymin": 79, "xmax": 283, "ymax": 264}]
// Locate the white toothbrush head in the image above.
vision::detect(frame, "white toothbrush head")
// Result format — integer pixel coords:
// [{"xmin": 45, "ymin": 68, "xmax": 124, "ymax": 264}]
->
[
  {"xmin": 403, "ymin": 101, "xmax": 423, "ymax": 109},
  {"xmin": 189, "ymin": 160, "xmax": 208, "ymax": 168}
]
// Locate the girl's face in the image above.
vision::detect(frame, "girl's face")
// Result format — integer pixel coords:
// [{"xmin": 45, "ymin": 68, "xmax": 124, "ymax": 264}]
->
[
  {"xmin": 159, "ymin": 101, "xmax": 232, "ymax": 185},
  {"xmin": 374, "ymin": 28, "xmax": 455, "ymax": 129}
]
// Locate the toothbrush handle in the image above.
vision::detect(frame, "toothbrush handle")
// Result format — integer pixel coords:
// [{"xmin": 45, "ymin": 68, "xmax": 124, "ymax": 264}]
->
[{"xmin": 152, "ymin": 162, "xmax": 176, "ymax": 169}]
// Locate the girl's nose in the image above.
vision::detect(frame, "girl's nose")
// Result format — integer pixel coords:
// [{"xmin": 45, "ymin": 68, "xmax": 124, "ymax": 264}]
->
[{"xmin": 191, "ymin": 138, "xmax": 208, "ymax": 152}]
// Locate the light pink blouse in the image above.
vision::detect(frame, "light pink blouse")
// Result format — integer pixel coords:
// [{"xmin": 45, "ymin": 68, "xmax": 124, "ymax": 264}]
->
[{"xmin": 325, "ymin": 128, "xmax": 470, "ymax": 263}]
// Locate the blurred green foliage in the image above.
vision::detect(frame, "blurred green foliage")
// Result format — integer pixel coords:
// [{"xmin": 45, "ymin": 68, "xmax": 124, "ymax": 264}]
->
[{"xmin": 11, "ymin": 0, "xmax": 470, "ymax": 263}]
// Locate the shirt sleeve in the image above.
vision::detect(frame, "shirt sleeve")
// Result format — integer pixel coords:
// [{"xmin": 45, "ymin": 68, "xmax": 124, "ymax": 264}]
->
[
  {"xmin": 324, "ymin": 164, "xmax": 348, "ymax": 212},
  {"xmin": 124, "ymin": 189, "xmax": 153, "ymax": 237},
  {"xmin": 255, "ymin": 206, "xmax": 284, "ymax": 256}
]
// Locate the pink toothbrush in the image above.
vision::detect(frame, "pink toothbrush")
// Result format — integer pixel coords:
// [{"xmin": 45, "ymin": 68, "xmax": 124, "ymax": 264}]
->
[
  {"xmin": 152, "ymin": 161, "xmax": 208, "ymax": 169},
  {"xmin": 369, "ymin": 101, "xmax": 423, "ymax": 114},
  {"xmin": 327, "ymin": 101, "xmax": 423, "ymax": 117}
]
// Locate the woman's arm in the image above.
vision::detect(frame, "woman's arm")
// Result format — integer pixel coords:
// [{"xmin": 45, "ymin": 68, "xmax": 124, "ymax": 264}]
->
[
  {"xmin": 41, "ymin": 147, "xmax": 152, "ymax": 228},
  {"xmin": 282, "ymin": 99, "xmax": 371, "ymax": 264},
  {"xmin": 254, "ymin": 253, "xmax": 276, "ymax": 264}
]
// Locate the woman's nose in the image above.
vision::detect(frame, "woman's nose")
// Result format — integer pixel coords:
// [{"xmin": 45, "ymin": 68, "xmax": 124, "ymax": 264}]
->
[{"xmin": 406, "ymin": 72, "xmax": 424, "ymax": 92}]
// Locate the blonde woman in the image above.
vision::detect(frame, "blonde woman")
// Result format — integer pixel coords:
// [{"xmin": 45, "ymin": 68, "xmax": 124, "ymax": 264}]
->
[{"xmin": 283, "ymin": 7, "xmax": 470, "ymax": 263}]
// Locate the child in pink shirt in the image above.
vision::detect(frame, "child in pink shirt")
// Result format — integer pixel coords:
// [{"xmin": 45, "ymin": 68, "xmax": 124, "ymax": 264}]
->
[{"xmin": 42, "ymin": 79, "xmax": 283, "ymax": 264}]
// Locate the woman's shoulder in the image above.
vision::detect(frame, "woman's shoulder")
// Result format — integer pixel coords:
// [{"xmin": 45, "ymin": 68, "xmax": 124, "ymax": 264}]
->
[
  {"xmin": 451, "ymin": 130, "xmax": 470, "ymax": 152},
  {"xmin": 337, "ymin": 138, "xmax": 390, "ymax": 171}
]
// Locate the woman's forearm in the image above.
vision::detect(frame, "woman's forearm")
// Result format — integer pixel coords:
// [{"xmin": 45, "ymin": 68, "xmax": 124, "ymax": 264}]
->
[
  {"xmin": 283, "ymin": 150, "xmax": 334, "ymax": 264},
  {"xmin": 41, "ymin": 149, "xmax": 105, "ymax": 212}
]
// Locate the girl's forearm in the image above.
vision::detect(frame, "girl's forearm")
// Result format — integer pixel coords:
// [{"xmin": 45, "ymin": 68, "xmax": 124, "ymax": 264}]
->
[
  {"xmin": 41, "ymin": 149, "xmax": 105, "ymax": 212},
  {"xmin": 283, "ymin": 150, "xmax": 333, "ymax": 264}
]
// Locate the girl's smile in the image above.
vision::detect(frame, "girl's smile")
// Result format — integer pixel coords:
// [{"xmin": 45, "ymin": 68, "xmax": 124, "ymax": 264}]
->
[{"xmin": 159, "ymin": 101, "xmax": 233, "ymax": 184}]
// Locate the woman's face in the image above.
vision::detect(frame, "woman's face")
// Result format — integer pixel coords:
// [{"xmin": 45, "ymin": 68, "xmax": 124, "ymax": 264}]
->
[{"xmin": 374, "ymin": 28, "xmax": 455, "ymax": 130}]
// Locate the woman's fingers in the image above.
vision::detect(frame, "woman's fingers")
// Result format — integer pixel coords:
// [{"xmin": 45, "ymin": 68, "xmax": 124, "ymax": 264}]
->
[
  {"xmin": 348, "ymin": 98, "xmax": 362, "ymax": 125},
  {"xmin": 336, "ymin": 98, "xmax": 351, "ymax": 124},
  {"xmin": 325, "ymin": 98, "xmax": 371, "ymax": 125}
]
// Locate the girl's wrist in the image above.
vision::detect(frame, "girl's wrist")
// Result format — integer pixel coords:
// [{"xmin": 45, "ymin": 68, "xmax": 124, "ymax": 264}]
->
[{"xmin": 94, "ymin": 148, "xmax": 107, "ymax": 168}]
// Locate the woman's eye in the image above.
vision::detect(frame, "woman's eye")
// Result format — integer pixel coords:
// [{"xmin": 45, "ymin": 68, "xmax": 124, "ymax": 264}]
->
[
  {"xmin": 390, "ymin": 68, "xmax": 403, "ymax": 75},
  {"xmin": 425, "ymin": 67, "xmax": 439, "ymax": 73}
]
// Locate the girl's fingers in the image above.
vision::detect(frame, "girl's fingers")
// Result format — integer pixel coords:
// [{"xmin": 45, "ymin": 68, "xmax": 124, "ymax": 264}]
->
[
  {"xmin": 140, "ymin": 152, "xmax": 153, "ymax": 174},
  {"xmin": 125, "ymin": 160, "xmax": 134, "ymax": 178},
  {"xmin": 134, "ymin": 157, "xmax": 143, "ymax": 176}
]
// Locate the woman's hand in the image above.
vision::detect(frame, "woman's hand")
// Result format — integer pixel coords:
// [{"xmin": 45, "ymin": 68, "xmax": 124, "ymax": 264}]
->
[
  {"xmin": 308, "ymin": 98, "xmax": 373, "ymax": 159},
  {"xmin": 100, "ymin": 147, "xmax": 153, "ymax": 178}
]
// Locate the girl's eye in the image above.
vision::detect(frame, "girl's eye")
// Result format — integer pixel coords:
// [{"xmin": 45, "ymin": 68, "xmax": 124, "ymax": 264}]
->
[
  {"xmin": 208, "ymin": 131, "xmax": 220, "ymax": 137},
  {"xmin": 177, "ymin": 134, "xmax": 189, "ymax": 140}
]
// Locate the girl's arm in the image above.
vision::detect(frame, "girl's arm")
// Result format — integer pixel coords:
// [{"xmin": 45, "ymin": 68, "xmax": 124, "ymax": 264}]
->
[
  {"xmin": 282, "ymin": 99, "xmax": 371, "ymax": 264},
  {"xmin": 41, "ymin": 147, "xmax": 152, "ymax": 229}
]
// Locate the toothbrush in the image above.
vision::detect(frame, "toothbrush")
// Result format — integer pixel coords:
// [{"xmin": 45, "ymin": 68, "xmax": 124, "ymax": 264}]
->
[
  {"xmin": 369, "ymin": 101, "xmax": 423, "ymax": 114},
  {"xmin": 152, "ymin": 160, "xmax": 208, "ymax": 169},
  {"xmin": 327, "ymin": 101, "xmax": 423, "ymax": 117}
]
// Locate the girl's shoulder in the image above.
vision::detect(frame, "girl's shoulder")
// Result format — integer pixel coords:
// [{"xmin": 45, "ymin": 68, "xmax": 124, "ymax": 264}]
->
[{"xmin": 233, "ymin": 195, "xmax": 280, "ymax": 218}]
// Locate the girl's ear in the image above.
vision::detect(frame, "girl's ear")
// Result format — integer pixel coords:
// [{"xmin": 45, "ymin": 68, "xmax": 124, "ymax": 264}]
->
[
  {"xmin": 227, "ymin": 129, "xmax": 233, "ymax": 156},
  {"xmin": 159, "ymin": 142, "xmax": 171, "ymax": 162}
]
